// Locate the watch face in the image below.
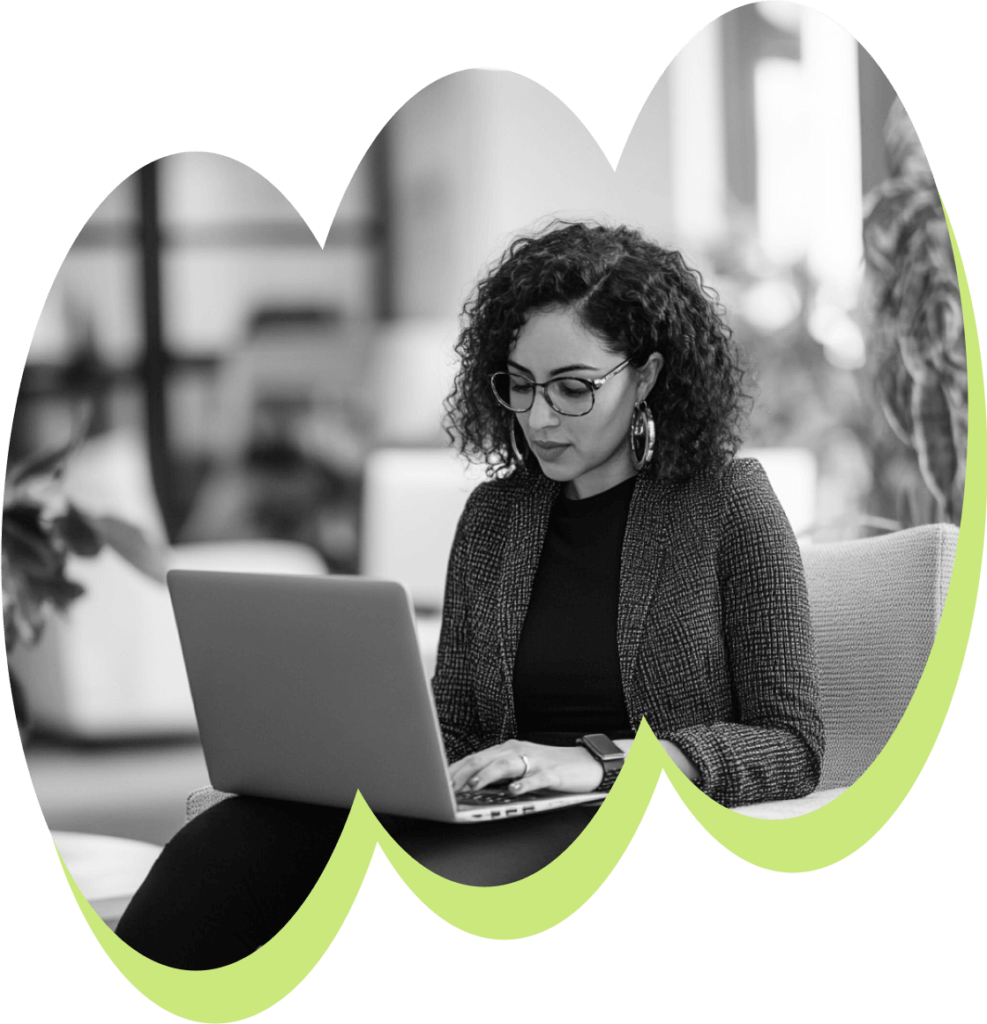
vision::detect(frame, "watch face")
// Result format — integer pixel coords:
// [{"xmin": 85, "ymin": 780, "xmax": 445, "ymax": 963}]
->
[{"xmin": 582, "ymin": 733, "xmax": 623, "ymax": 760}]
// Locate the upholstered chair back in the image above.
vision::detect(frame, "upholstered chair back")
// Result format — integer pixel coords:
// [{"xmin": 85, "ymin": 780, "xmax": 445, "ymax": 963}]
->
[{"xmin": 800, "ymin": 523, "xmax": 959, "ymax": 790}]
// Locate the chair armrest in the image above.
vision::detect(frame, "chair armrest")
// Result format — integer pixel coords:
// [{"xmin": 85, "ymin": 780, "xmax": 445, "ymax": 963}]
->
[
  {"xmin": 731, "ymin": 786, "xmax": 848, "ymax": 819},
  {"xmin": 801, "ymin": 523, "xmax": 958, "ymax": 788}
]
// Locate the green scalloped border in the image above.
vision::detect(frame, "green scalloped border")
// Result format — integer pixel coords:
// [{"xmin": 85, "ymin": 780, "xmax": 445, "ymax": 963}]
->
[{"xmin": 55, "ymin": 208, "xmax": 982, "ymax": 1021}]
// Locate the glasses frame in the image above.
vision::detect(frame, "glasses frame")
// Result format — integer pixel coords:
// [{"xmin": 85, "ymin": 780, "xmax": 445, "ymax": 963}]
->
[{"xmin": 489, "ymin": 358, "xmax": 634, "ymax": 418}]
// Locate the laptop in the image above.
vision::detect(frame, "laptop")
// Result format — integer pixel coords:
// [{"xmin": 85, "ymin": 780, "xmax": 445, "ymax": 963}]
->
[{"xmin": 167, "ymin": 569, "xmax": 605, "ymax": 823}]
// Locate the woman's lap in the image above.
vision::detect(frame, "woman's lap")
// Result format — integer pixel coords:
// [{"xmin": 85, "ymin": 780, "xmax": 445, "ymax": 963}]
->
[
  {"xmin": 116, "ymin": 796, "xmax": 595, "ymax": 970},
  {"xmin": 115, "ymin": 796, "xmax": 350, "ymax": 970}
]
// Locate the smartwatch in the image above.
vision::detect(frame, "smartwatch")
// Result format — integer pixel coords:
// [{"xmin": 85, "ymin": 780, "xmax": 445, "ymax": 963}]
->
[{"xmin": 576, "ymin": 733, "xmax": 625, "ymax": 793}]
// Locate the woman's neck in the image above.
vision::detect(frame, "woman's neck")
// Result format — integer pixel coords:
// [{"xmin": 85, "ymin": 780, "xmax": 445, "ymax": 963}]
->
[{"xmin": 561, "ymin": 473, "xmax": 638, "ymax": 501}]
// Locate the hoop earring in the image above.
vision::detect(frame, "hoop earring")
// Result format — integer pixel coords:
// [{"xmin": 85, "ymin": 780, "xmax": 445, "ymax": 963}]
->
[
  {"xmin": 629, "ymin": 401, "xmax": 656, "ymax": 471},
  {"xmin": 510, "ymin": 418, "xmax": 526, "ymax": 465}
]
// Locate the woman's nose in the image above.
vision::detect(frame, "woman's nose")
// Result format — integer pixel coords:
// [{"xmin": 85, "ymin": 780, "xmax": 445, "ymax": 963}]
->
[{"xmin": 527, "ymin": 388, "xmax": 558, "ymax": 429}]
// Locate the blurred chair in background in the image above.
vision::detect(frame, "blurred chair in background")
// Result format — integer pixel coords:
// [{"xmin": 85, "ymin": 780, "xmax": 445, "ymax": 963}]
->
[
  {"xmin": 10, "ymin": 428, "xmax": 326, "ymax": 740},
  {"xmin": 361, "ymin": 447, "xmax": 486, "ymax": 679},
  {"xmin": 357, "ymin": 316, "xmax": 472, "ymax": 679}
]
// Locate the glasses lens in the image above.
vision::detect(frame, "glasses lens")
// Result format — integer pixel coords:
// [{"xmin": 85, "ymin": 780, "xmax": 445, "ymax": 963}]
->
[
  {"xmin": 493, "ymin": 372, "xmax": 536, "ymax": 412},
  {"xmin": 546, "ymin": 378, "xmax": 595, "ymax": 415}
]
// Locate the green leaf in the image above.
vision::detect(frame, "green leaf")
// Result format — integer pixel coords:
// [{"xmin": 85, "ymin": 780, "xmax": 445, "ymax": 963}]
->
[{"xmin": 91, "ymin": 515, "xmax": 167, "ymax": 583}]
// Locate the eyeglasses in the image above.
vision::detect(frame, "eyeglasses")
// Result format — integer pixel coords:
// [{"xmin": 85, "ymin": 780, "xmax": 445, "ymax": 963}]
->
[{"xmin": 489, "ymin": 358, "xmax": 633, "ymax": 417}]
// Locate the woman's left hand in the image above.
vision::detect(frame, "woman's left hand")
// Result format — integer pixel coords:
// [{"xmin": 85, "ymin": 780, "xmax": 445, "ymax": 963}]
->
[{"xmin": 448, "ymin": 739, "xmax": 604, "ymax": 796}]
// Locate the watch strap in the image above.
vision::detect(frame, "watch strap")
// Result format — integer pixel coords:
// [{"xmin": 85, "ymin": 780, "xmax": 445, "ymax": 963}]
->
[{"xmin": 577, "ymin": 734, "xmax": 625, "ymax": 793}]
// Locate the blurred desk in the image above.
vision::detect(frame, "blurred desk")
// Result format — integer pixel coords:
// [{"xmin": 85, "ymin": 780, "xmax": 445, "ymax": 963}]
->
[{"xmin": 52, "ymin": 831, "xmax": 162, "ymax": 931}]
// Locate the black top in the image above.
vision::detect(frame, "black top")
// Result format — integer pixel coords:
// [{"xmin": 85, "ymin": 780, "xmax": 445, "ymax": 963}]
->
[{"xmin": 512, "ymin": 475, "xmax": 636, "ymax": 746}]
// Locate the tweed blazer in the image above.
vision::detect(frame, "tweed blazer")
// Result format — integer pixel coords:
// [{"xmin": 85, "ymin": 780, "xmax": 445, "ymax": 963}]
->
[{"xmin": 431, "ymin": 457, "xmax": 825, "ymax": 808}]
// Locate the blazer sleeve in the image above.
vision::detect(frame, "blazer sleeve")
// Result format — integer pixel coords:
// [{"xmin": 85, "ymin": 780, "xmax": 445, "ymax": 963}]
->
[
  {"xmin": 431, "ymin": 488, "xmax": 486, "ymax": 764},
  {"xmin": 665, "ymin": 460, "xmax": 825, "ymax": 806}
]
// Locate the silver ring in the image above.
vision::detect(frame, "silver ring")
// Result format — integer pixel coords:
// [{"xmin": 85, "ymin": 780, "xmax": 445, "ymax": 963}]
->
[{"xmin": 517, "ymin": 754, "xmax": 530, "ymax": 780}]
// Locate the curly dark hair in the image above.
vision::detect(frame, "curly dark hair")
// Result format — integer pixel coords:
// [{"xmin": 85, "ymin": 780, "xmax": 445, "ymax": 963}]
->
[{"xmin": 444, "ymin": 220, "xmax": 749, "ymax": 481}]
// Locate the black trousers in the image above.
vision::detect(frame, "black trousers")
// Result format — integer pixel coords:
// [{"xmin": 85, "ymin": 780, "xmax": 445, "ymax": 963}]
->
[{"xmin": 115, "ymin": 796, "xmax": 597, "ymax": 970}]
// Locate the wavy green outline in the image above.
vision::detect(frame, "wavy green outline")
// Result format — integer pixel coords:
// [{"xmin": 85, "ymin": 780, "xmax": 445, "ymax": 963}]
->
[{"xmin": 55, "ymin": 211, "xmax": 981, "ymax": 1019}]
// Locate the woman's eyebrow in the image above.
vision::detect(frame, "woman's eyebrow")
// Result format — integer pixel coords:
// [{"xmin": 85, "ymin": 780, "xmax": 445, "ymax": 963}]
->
[{"xmin": 507, "ymin": 358, "xmax": 599, "ymax": 375}]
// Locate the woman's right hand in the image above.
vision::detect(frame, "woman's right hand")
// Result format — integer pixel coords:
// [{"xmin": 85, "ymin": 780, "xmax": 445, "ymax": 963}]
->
[{"xmin": 448, "ymin": 739, "xmax": 605, "ymax": 795}]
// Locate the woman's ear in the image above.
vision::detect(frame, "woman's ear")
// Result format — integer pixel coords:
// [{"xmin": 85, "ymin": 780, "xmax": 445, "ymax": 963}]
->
[{"xmin": 636, "ymin": 352, "xmax": 663, "ymax": 402}]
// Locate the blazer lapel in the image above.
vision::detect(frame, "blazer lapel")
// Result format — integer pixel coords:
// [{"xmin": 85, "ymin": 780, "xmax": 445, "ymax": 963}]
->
[
  {"xmin": 496, "ymin": 474, "xmax": 559, "ymax": 692},
  {"xmin": 618, "ymin": 473, "xmax": 670, "ymax": 721}
]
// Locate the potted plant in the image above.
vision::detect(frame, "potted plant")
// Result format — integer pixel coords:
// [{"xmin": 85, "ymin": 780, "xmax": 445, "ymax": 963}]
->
[{"xmin": 2, "ymin": 425, "xmax": 165, "ymax": 744}]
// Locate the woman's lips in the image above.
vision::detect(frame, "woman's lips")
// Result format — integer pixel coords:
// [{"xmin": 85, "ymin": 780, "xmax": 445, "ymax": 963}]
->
[{"xmin": 531, "ymin": 440, "xmax": 570, "ymax": 462}]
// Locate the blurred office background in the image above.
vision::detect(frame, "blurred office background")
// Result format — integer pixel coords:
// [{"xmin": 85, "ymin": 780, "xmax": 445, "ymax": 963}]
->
[{"xmin": 8, "ymin": 3, "xmax": 965, "ymax": 846}]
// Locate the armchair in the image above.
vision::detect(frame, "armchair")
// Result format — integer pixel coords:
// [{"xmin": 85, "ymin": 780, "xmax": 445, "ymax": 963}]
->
[{"xmin": 737, "ymin": 521, "xmax": 957, "ymax": 817}]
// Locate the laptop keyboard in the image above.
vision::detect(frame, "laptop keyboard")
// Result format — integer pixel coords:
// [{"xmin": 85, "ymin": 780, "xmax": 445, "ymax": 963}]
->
[{"xmin": 457, "ymin": 786, "xmax": 551, "ymax": 806}]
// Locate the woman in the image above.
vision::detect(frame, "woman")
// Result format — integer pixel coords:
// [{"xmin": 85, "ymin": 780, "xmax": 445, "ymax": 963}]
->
[
  {"xmin": 116, "ymin": 221, "xmax": 823, "ymax": 969},
  {"xmin": 437, "ymin": 222, "xmax": 823, "ymax": 806}
]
